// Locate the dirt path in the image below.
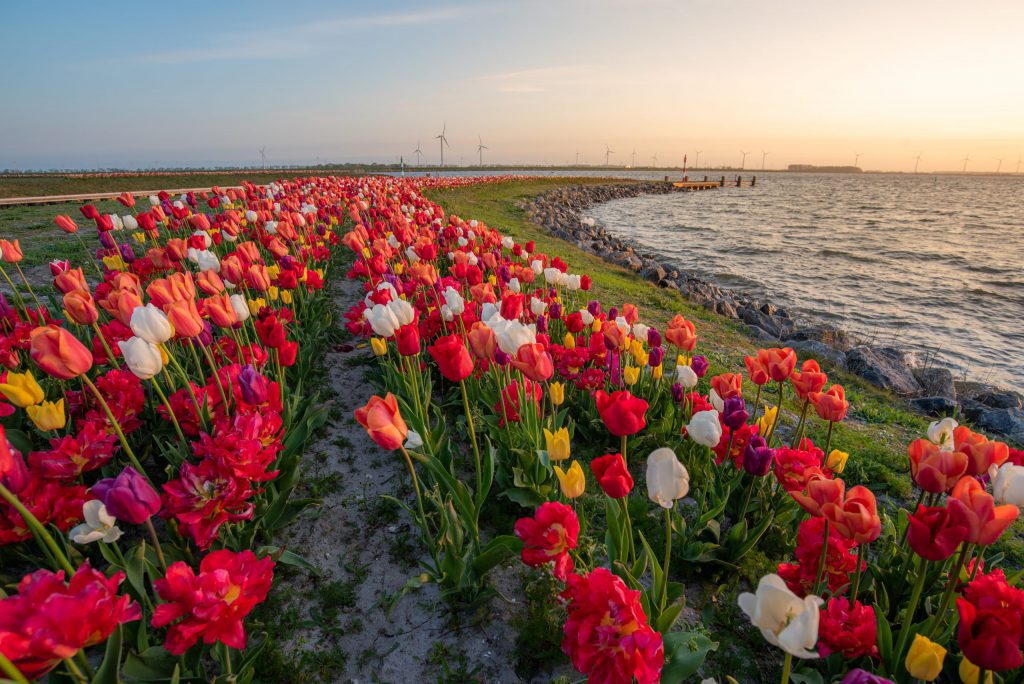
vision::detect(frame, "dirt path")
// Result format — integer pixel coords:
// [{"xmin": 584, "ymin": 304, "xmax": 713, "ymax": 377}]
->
[{"xmin": 271, "ymin": 270, "xmax": 553, "ymax": 683}]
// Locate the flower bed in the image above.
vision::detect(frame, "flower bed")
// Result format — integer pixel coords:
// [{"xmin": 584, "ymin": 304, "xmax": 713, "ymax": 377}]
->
[{"xmin": 344, "ymin": 176, "xmax": 1024, "ymax": 683}]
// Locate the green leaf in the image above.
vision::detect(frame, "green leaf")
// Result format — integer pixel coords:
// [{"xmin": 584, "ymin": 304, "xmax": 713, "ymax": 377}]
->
[
  {"xmin": 256, "ymin": 546, "xmax": 321, "ymax": 575},
  {"xmin": 471, "ymin": 535, "xmax": 522, "ymax": 576},
  {"xmin": 661, "ymin": 630, "xmax": 719, "ymax": 683},
  {"xmin": 92, "ymin": 625, "xmax": 123, "ymax": 684},
  {"xmin": 876, "ymin": 605, "xmax": 894, "ymax": 674}
]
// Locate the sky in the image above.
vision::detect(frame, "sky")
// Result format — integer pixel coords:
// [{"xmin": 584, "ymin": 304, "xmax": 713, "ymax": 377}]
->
[{"xmin": 1, "ymin": 0, "xmax": 1022, "ymax": 172}]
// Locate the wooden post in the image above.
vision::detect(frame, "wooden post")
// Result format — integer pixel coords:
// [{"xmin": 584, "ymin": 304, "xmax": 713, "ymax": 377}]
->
[
  {"xmin": 720, "ymin": 176, "xmax": 726, "ymax": 187},
  {"xmin": 751, "ymin": 176, "xmax": 757, "ymax": 186}
]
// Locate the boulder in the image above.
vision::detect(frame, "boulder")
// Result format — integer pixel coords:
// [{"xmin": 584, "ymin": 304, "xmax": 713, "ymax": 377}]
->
[
  {"xmin": 975, "ymin": 408, "xmax": 1024, "ymax": 442},
  {"xmin": 910, "ymin": 396, "xmax": 958, "ymax": 417},
  {"xmin": 739, "ymin": 307, "xmax": 784, "ymax": 339},
  {"xmin": 784, "ymin": 339, "xmax": 847, "ymax": 370},
  {"xmin": 845, "ymin": 345, "xmax": 922, "ymax": 395},
  {"xmin": 975, "ymin": 390, "xmax": 1023, "ymax": 410},
  {"xmin": 788, "ymin": 326, "xmax": 854, "ymax": 351},
  {"xmin": 714, "ymin": 298, "xmax": 738, "ymax": 319},
  {"xmin": 744, "ymin": 325, "xmax": 779, "ymax": 342},
  {"xmin": 912, "ymin": 367, "xmax": 957, "ymax": 400}
]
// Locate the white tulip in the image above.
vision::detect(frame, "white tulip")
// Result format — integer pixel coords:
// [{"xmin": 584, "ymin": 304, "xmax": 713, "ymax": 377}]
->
[
  {"xmin": 646, "ymin": 448, "xmax": 690, "ymax": 508},
  {"xmin": 119, "ymin": 337, "xmax": 163, "ymax": 380},
  {"xmin": 632, "ymin": 323, "xmax": 650, "ymax": 341},
  {"xmin": 992, "ymin": 463, "xmax": 1024, "ymax": 506},
  {"xmin": 441, "ymin": 305, "xmax": 454, "ymax": 321},
  {"xmin": 69, "ymin": 500, "xmax": 122, "ymax": 544},
  {"xmin": 544, "ymin": 267, "xmax": 561, "ymax": 284},
  {"xmin": 195, "ymin": 250, "xmax": 220, "ymax": 273},
  {"xmin": 675, "ymin": 364, "xmax": 699, "ymax": 389},
  {"xmin": 363, "ymin": 281, "xmax": 397, "ymax": 308},
  {"xmin": 687, "ymin": 410, "xmax": 723, "ymax": 447},
  {"xmin": 530, "ymin": 297, "xmax": 547, "ymax": 316},
  {"xmin": 502, "ymin": 236, "xmax": 514, "ymax": 249},
  {"xmin": 405, "ymin": 245, "xmax": 420, "ymax": 262},
  {"xmin": 531, "ymin": 259, "xmax": 544, "ymax": 275},
  {"xmin": 387, "ymin": 298, "xmax": 415, "ymax": 326},
  {"xmin": 492, "ymin": 318, "xmax": 536, "ymax": 355},
  {"xmin": 469, "ymin": 219, "xmax": 478, "ymax": 229},
  {"xmin": 264, "ymin": 221, "xmax": 278, "ymax": 235},
  {"xmin": 481, "ymin": 302, "xmax": 500, "ymax": 324},
  {"xmin": 148, "ymin": 195, "xmax": 160, "ymax": 206},
  {"xmin": 364, "ymin": 303, "xmax": 400, "ymax": 337},
  {"xmin": 443, "ymin": 287, "xmax": 465, "ymax": 315},
  {"xmin": 564, "ymin": 274, "xmax": 582, "ymax": 291},
  {"xmin": 467, "ymin": 253, "xmax": 478, "ymax": 266},
  {"xmin": 122, "ymin": 214, "xmax": 138, "ymax": 231},
  {"xmin": 709, "ymin": 388, "xmax": 724, "ymax": 412},
  {"xmin": 927, "ymin": 417, "xmax": 958, "ymax": 451},
  {"xmin": 130, "ymin": 304, "xmax": 173, "ymax": 344},
  {"xmin": 404, "ymin": 430, "xmax": 423, "ymax": 450},
  {"xmin": 508, "ymin": 277, "xmax": 521, "ymax": 293},
  {"xmin": 230, "ymin": 294, "xmax": 250, "ymax": 322},
  {"xmin": 580, "ymin": 309, "xmax": 595, "ymax": 325},
  {"xmin": 245, "ymin": 210, "xmax": 258, "ymax": 222},
  {"xmin": 738, "ymin": 574, "xmax": 822, "ymax": 659},
  {"xmin": 386, "ymin": 234, "xmax": 399, "ymax": 249}
]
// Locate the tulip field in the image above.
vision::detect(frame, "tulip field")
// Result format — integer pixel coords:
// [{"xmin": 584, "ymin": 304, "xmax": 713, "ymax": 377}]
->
[{"xmin": 0, "ymin": 175, "xmax": 1021, "ymax": 683}]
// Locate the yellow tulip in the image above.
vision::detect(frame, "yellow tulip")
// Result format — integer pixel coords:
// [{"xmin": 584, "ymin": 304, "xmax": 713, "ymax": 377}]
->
[
  {"xmin": 633, "ymin": 349, "xmax": 649, "ymax": 367},
  {"xmin": 131, "ymin": 231, "xmax": 147, "ymax": 244},
  {"xmin": 487, "ymin": 274, "xmax": 497, "ymax": 286},
  {"xmin": 676, "ymin": 354, "xmax": 690, "ymax": 367},
  {"xmin": 27, "ymin": 399, "xmax": 65, "ymax": 431},
  {"xmin": 756, "ymin": 405, "xmax": 778, "ymax": 435},
  {"xmin": 0, "ymin": 371, "xmax": 45, "ymax": 407},
  {"xmin": 905, "ymin": 634, "xmax": 946, "ymax": 682},
  {"xmin": 592, "ymin": 320, "xmax": 602, "ymax": 333},
  {"xmin": 394, "ymin": 262, "xmax": 405, "ymax": 275},
  {"xmin": 563, "ymin": 333, "xmax": 576, "ymax": 350},
  {"xmin": 554, "ymin": 460, "xmax": 585, "ymax": 499},
  {"xmin": 623, "ymin": 366, "xmax": 640, "ymax": 386},
  {"xmin": 361, "ymin": 247, "xmax": 372, "ymax": 259},
  {"xmin": 101, "ymin": 255, "xmax": 126, "ymax": 271},
  {"xmin": 267, "ymin": 286, "xmax": 280, "ymax": 301},
  {"xmin": 370, "ymin": 338, "xmax": 387, "ymax": 356},
  {"xmin": 281, "ymin": 290, "xmax": 293, "ymax": 305},
  {"xmin": 267, "ymin": 264, "xmax": 281, "ymax": 279},
  {"xmin": 630, "ymin": 339, "xmax": 644, "ymax": 358},
  {"xmin": 550, "ymin": 381, "xmax": 565, "ymax": 406},
  {"xmin": 247, "ymin": 298, "xmax": 266, "ymax": 316},
  {"xmin": 544, "ymin": 427, "xmax": 571, "ymax": 462},
  {"xmin": 652, "ymin": 364, "xmax": 663, "ymax": 380},
  {"xmin": 826, "ymin": 449, "xmax": 849, "ymax": 473},
  {"xmin": 959, "ymin": 657, "xmax": 993, "ymax": 684}
]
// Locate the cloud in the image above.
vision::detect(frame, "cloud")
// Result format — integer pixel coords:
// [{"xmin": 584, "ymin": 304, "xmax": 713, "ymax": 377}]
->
[
  {"xmin": 471, "ymin": 64, "xmax": 596, "ymax": 94},
  {"xmin": 139, "ymin": 5, "xmax": 488, "ymax": 64}
]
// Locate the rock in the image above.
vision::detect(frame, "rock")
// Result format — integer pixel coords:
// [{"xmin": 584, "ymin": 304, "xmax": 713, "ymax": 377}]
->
[
  {"xmin": 845, "ymin": 345, "xmax": 923, "ymax": 395},
  {"xmin": 641, "ymin": 263, "xmax": 667, "ymax": 283},
  {"xmin": 760, "ymin": 302, "xmax": 777, "ymax": 316},
  {"xmin": 975, "ymin": 390, "xmax": 1023, "ymax": 410},
  {"xmin": 744, "ymin": 325, "xmax": 779, "ymax": 342},
  {"xmin": 959, "ymin": 399, "xmax": 989, "ymax": 422},
  {"xmin": 975, "ymin": 408, "xmax": 1024, "ymax": 442},
  {"xmin": 788, "ymin": 326, "xmax": 854, "ymax": 351},
  {"xmin": 714, "ymin": 298, "xmax": 738, "ymax": 318},
  {"xmin": 657, "ymin": 278, "xmax": 680, "ymax": 291},
  {"xmin": 912, "ymin": 367, "xmax": 957, "ymax": 400},
  {"xmin": 784, "ymin": 339, "xmax": 847, "ymax": 370},
  {"xmin": 910, "ymin": 396, "xmax": 958, "ymax": 417},
  {"xmin": 739, "ymin": 307, "xmax": 784, "ymax": 339}
]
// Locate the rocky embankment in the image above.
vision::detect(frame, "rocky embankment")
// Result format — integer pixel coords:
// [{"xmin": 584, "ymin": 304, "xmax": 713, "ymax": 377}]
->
[{"xmin": 524, "ymin": 183, "xmax": 1024, "ymax": 444}]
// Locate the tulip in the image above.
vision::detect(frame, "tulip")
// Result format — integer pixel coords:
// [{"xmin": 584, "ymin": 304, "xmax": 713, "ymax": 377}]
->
[
  {"xmin": 928, "ymin": 417, "xmax": 958, "ymax": 450},
  {"xmin": 354, "ymin": 393, "xmax": 408, "ymax": 451},
  {"xmin": 92, "ymin": 466, "xmax": 161, "ymax": 524},
  {"xmin": 204, "ymin": 294, "xmax": 238, "ymax": 328},
  {"xmin": 757, "ymin": 405, "xmax": 779, "ymax": 435},
  {"xmin": 906, "ymin": 504, "xmax": 969, "ymax": 561},
  {"xmin": 646, "ymin": 447, "xmax": 689, "ymax": 508},
  {"xmin": 791, "ymin": 474, "xmax": 845, "ymax": 517},
  {"xmin": 956, "ymin": 595, "xmax": 1022, "ymax": 672},
  {"xmin": 810, "ymin": 385, "xmax": 848, "ymax": 422},
  {"xmin": 623, "ymin": 365, "xmax": 640, "ymax": 386},
  {"xmin": 590, "ymin": 453, "xmax": 634, "ymax": 498},
  {"xmin": 738, "ymin": 573, "xmax": 822, "ymax": 659},
  {"xmin": 63, "ymin": 289, "xmax": 99, "ymax": 325},
  {"xmin": 229, "ymin": 294, "xmax": 250, "ymax": 323},
  {"xmin": 0, "ymin": 370, "xmax": 45, "ymax": 407},
  {"xmin": 905, "ymin": 634, "xmax": 946, "ymax": 681},
  {"xmin": 166, "ymin": 299, "xmax": 205, "ymax": 339},
  {"xmin": 364, "ymin": 303, "xmax": 401, "ymax": 337},
  {"xmin": 908, "ymin": 439, "xmax": 968, "ymax": 493},
  {"xmin": 54, "ymin": 267, "xmax": 88, "ymax": 294},
  {"xmin": 370, "ymin": 337, "xmax": 387, "ymax": 356},
  {"xmin": 594, "ymin": 390, "xmax": 648, "ymax": 437},
  {"xmin": 54, "ymin": 214, "xmax": 79, "ymax": 233},
  {"xmin": 959, "ymin": 658, "xmax": 994, "ymax": 684},
  {"xmin": 27, "ymin": 399, "xmax": 65, "ymax": 431},
  {"xmin": 745, "ymin": 354, "xmax": 771, "ymax": 385},
  {"xmin": 825, "ymin": 449, "xmax": 849, "ymax": 473},
  {"xmin": 743, "ymin": 435, "xmax": 775, "ymax": 476},
  {"xmin": 544, "ymin": 427, "xmax": 571, "ymax": 462},
  {"xmin": 791, "ymin": 359, "xmax": 827, "ymax": 400},
  {"xmin": 70, "ymin": 500, "xmax": 123, "ymax": 544},
  {"xmin": 550, "ymin": 381, "xmax": 565, "ymax": 406},
  {"xmin": 711, "ymin": 373, "xmax": 743, "ymax": 400},
  {"xmin": 722, "ymin": 395, "xmax": 749, "ymax": 430},
  {"xmin": 118, "ymin": 337, "xmax": 163, "ymax": 380},
  {"xmin": 126, "ymin": 304, "xmax": 171, "ymax": 346},
  {"xmin": 675, "ymin": 364, "xmax": 698, "ymax": 388},
  {"xmin": 948, "ymin": 476, "xmax": 1019, "ymax": 546},
  {"xmin": 954, "ymin": 426, "xmax": 1009, "ymax": 477},
  {"xmin": 665, "ymin": 315, "xmax": 697, "ymax": 351},
  {"xmin": 687, "ymin": 410, "xmax": 723, "ymax": 448},
  {"xmin": 554, "ymin": 461, "xmax": 585, "ymax": 498},
  {"xmin": 237, "ymin": 365, "xmax": 269, "ymax": 405},
  {"xmin": 757, "ymin": 347, "xmax": 798, "ymax": 382},
  {"xmin": 394, "ymin": 323, "xmax": 420, "ymax": 356},
  {"xmin": 992, "ymin": 462, "xmax": 1024, "ymax": 506},
  {"xmin": 30, "ymin": 325, "xmax": 93, "ymax": 380},
  {"xmin": 0, "ymin": 239, "xmax": 22, "ymax": 263},
  {"xmin": 511, "ymin": 342, "xmax": 554, "ymax": 382},
  {"xmin": 825, "ymin": 485, "xmax": 881, "ymax": 544},
  {"xmin": 840, "ymin": 670, "xmax": 894, "ymax": 684}
]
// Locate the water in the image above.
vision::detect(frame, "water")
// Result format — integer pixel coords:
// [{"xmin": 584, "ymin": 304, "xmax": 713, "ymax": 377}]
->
[{"xmin": 579, "ymin": 172, "xmax": 1024, "ymax": 388}]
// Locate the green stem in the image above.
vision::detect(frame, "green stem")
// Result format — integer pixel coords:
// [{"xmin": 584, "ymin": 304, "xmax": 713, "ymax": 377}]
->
[
  {"xmin": 81, "ymin": 375, "xmax": 148, "ymax": 478},
  {"xmin": 822, "ymin": 420, "xmax": 835, "ymax": 457},
  {"xmin": 0, "ymin": 482, "xmax": 75, "ymax": 574},
  {"xmin": 925, "ymin": 543, "xmax": 972, "ymax": 639},
  {"xmin": 812, "ymin": 519, "xmax": 831, "ymax": 595},
  {"xmin": 851, "ymin": 543, "xmax": 865, "ymax": 601},
  {"xmin": 15, "ymin": 263, "xmax": 44, "ymax": 313},
  {"xmin": 894, "ymin": 556, "xmax": 929, "ymax": 668},
  {"xmin": 0, "ymin": 650, "xmax": 30, "ymax": 684},
  {"xmin": 661, "ymin": 507, "xmax": 673, "ymax": 612},
  {"xmin": 62, "ymin": 656, "xmax": 88, "ymax": 684},
  {"xmin": 459, "ymin": 379, "xmax": 483, "ymax": 539},
  {"xmin": 146, "ymin": 518, "xmax": 168, "ymax": 572},
  {"xmin": 151, "ymin": 378, "xmax": 187, "ymax": 445},
  {"xmin": 621, "ymin": 433, "xmax": 628, "ymax": 463},
  {"xmin": 780, "ymin": 651, "xmax": 793, "ymax": 684}
]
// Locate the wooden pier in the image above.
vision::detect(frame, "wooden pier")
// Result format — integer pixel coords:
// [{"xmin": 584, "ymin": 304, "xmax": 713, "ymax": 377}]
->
[{"xmin": 670, "ymin": 175, "xmax": 756, "ymax": 190}]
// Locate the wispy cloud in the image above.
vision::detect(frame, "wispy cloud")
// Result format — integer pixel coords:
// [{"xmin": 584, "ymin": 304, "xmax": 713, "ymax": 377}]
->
[
  {"xmin": 140, "ymin": 5, "xmax": 487, "ymax": 64},
  {"xmin": 470, "ymin": 65, "xmax": 597, "ymax": 94}
]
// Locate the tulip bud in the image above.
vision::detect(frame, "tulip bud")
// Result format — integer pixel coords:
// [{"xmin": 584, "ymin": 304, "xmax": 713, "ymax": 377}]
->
[
  {"xmin": 118, "ymin": 337, "xmax": 163, "ymax": 380},
  {"xmin": 27, "ymin": 399, "xmax": 65, "ymax": 431},
  {"xmin": 238, "ymin": 365, "xmax": 269, "ymax": 405},
  {"xmin": 646, "ymin": 447, "xmax": 689, "ymax": 508},
  {"xmin": 905, "ymin": 634, "xmax": 946, "ymax": 682},
  {"xmin": 130, "ymin": 304, "xmax": 174, "ymax": 345},
  {"xmin": 554, "ymin": 461, "xmax": 585, "ymax": 499},
  {"xmin": 690, "ymin": 355, "xmax": 709, "ymax": 377},
  {"xmin": 687, "ymin": 410, "xmax": 722, "ymax": 448},
  {"xmin": 91, "ymin": 466, "xmax": 161, "ymax": 524},
  {"xmin": 543, "ymin": 427, "xmax": 571, "ymax": 462},
  {"xmin": 826, "ymin": 449, "xmax": 850, "ymax": 473}
]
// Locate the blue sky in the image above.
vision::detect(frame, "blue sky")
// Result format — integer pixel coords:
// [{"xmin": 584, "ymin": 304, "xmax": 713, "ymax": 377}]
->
[{"xmin": 2, "ymin": 0, "xmax": 1022, "ymax": 171}]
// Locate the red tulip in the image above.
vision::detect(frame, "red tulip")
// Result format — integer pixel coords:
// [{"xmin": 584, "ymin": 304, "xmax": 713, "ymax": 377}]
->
[
  {"xmin": 30, "ymin": 325, "xmax": 93, "ymax": 380},
  {"xmin": 665, "ymin": 315, "xmax": 696, "ymax": 351},
  {"xmin": 907, "ymin": 504, "xmax": 969, "ymax": 561},
  {"xmin": 514, "ymin": 501, "xmax": 579, "ymax": 581},
  {"xmin": 954, "ymin": 426, "xmax": 1009, "ymax": 477},
  {"xmin": 354, "ymin": 393, "xmax": 408, "ymax": 450},
  {"xmin": 394, "ymin": 323, "xmax": 421, "ymax": 356},
  {"xmin": 824, "ymin": 485, "xmax": 881, "ymax": 543},
  {"xmin": 948, "ymin": 476, "xmax": 1019, "ymax": 546},
  {"xmin": 428, "ymin": 334, "xmax": 474, "ymax": 382},
  {"xmin": 54, "ymin": 215, "xmax": 78, "ymax": 234},
  {"xmin": 590, "ymin": 453, "xmax": 634, "ymax": 498},
  {"xmin": 791, "ymin": 359, "xmax": 827, "ymax": 400},
  {"xmin": 510, "ymin": 342, "xmax": 554, "ymax": 382},
  {"xmin": 810, "ymin": 385, "xmax": 848, "ymax": 422},
  {"xmin": 758, "ymin": 347, "xmax": 797, "ymax": 382},
  {"xmin": 594, "ymin": 390, "xmax": 648, "ymax": 437},
  {"xmin": 907, "ymin": 439, "xmax": 968, "ymax": 493},
  {"xmin": 790, "ymin": 473, "xmax": 844, "ymax": 517},
  {"xmin": 710, "ymin": 373, "xmax": 743, "ymax": 400},
  {"xmin": 956, "ymin": 597, "xmax": 1023, "ymax": 672},
  {"xmin": 744, "ymin": 354, "xmax": 770, "ymax": 386}
]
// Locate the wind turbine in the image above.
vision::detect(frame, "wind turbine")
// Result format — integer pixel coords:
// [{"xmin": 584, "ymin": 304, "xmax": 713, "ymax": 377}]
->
[
  {"xmin": 694, "ymin": 151, "xmax": 702, "ymax": 168},
  {"xmin": 740, "ymin": 150, "xmax": 749, "ymax": 170},
  {"xmin": 1017, "ymin": 156, "xmax": 1022, "ymax": 174},
  {"xmin": 476, "ymin": 136, "xmax": 489, "ymax": 166},
  {"xmin": 962, "ymin": 154, "xmax": 970, "ymax": 173},
  {"xmin": 761, "ymin": 151, "xmax": 769, "ymax": 170},
  {"xmin": 604, "ymin": 145, "xmax": 614, "ymax": 167},
  {"xmin": 575, "ymin": 151, "xmax": 581, "ymax": 165},
  {"xmin": 854, "ymin": 152, "xmax": 861, "ymax": 168},
  {"xmin": 258, "ymin": 146, "xmax": 266, "ymax": 170},
  {"xmin": 631, "ymin": 149, "xmax": 637, "ymax": 167},
  {"xmin": 435, "ymin": 123, "xmax": 450, "ymax": 167},
  {"xmin": 650, "ymin": 153, "xmax": 657, "ymax": 168},
  {"xmin": 996, "ymin": 158, "xmax": 1003, "ymax": 174},
  {"xmin": 413, "ymin": 141, "xmax": 424, "ymax": 166},
  {"xmin": 913, "ymin": 153, "xmax": 922, "ymax": 174}
]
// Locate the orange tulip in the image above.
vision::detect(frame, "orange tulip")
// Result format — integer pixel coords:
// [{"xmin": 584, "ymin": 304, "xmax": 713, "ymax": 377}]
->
[
  {"xmin": 620, "ymin": 303, "xmax": 639, "ymax": 324},
  {"xmin": 266, "ymin": 237, "xmax": 289, "ymax": 258},
  {"xmin": 111, "ymin": 289, "xmax": 144, "ymax": 327},
  {"xmin": 908, "ymin": 439, "xmax": 968, "ymax": 493},
  {"xmin": 165, "ymin": 238, "xmax": 188, "ymax": 261},
  {"xmin": 601, "ymin": 320, "xmax": 629, "ymax": 350},
  {"xmin": 54, "ymin": 215, "xmax": 79, "ymax": 234},
  {"xmin": 825, "ymin": 485, "xmax": 882, "ymax": 543},
  {"xmin": 511, "ymin": 343, "xmax": 554, "ymax": 382},
  {"xmin": 810, "ymin": 385, "xmax": 848, "ymax": 422},
  {"xmin": 948, "ymin": 476, "xmax": 1019, "ymax": 546},
  {"xmin": 203, "ymin": 294, "xmax": 238, "ymax": 328},
  {"xmin": 63, "ymin": 290, "xmax": 99, "ymax": 325},
  {"xmin": 54, "ymin": 267, "xmax": 88, "ymax": 295},
  {"xmin": 407, "ymin": 261, "xmax": 437, "ymax": 286},
  {"xmin": 467, "ymin": 322, "xmax": 496, "ymax": 360},
  {"xmin": 246, "ymin": 264, "xmax": 272, "ymax": 292},
  {"xmin": 0, "ymin": 239, "xmax": 23, "ymax": 263},
  {"xmin": 665, "ymin": 315, "xmax": 697, "ymax": 351},
  {"xmin": 108, "ymin": 272, "xmax": 143, "ymax": 299},
  {"xmin": 354, "ymin": 393, "xmax": 408, "ymax": 451},
  {"xmin": 710, "ymin": 373, "xmax": 743, "ymax": 400},
  {"xmin": 758, "ymin": 347, "xmax": 797, "ymax": 382},
  {"xmin": 29, "ymin": 325, "xmax": 93, "ymax": 380},
  {"xmin": 744, "ymin": 354, "xmax": 770, "ymax": 385},
  {"xmin": 197, "ymin": 270, "xmax": 226, "ymax": 295},
  {"xmin": 220, "ymin": 255, "xmax": 246, "ymax": 285},
  {"xmin": 953, "ymin": 426, "xmax": 1009, "ymax": 477},
  {"xmin": 166, "ymin": 299, "xmax": 204, "ymax": 338},
  {"xmin": 147, "ymin": 272, "xmax": 196, "ymax": 309},
  {"xmin": 237, "ymin": 241, "xmax": 262, "ymax": 263},
  {"xmin": 791, "ymin": 359, "xmax": 828, "ymax": 400},
  {"xmin": 791, "ymin": 473, "xmax": 845, "ymax": 517}
]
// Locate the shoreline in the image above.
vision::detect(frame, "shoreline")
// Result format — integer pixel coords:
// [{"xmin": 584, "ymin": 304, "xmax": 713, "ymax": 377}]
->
[{"xmin": 523, "ymin": 181, "xmax": 1023, "ymax": 445}]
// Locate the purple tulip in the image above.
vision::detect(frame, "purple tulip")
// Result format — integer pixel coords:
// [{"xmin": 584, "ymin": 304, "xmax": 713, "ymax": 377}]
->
[
  {"xmin": 647, "ymin": 328, "xmax": 662, "ymax": 348},
  {"xmin": 608, "ymin": 306, "xmax": 618, "ymax": 321},
  {"xmin": 536, "ymin": 314, "xmax": 548, "ymax": 333},
  {"xmin": 690, "ymin": 355, "xmax": 709, "ymax": 378},
  {"xmin": 648, "ymin": 347, "xmax": 664, "ymax": 368},
  {"xmin": 498, "ymin": 265, "xmax": 511, "ymax": 283},
  {"xmin": 91, "ymin": 467, "xmax": 161, "ymax": 524},
  {"xmin": 118, "ymin": 243, "xmax": 136, "ymax": 263},
  {"xmin": 743, "ymin": 436, "xmax": 774, "ymax": 477},
  {"xmin": 196, "ymin": 320, "xmax": 214, "ymax": 347},
  {"xmin": 549, "ymin": 302, "xmax": 562, "ymax": 320},
  {"xmin": 670, "ymin": 383, "xmax": 685, "ymax": 404},
  {"xmin": 587, "ymin": 300, "xmax": 601, "ymax": 316},
  {"xmin": 238, "ymin": 365, "xmax": 269, "ymax": 405},
  {"xmin": 723, "ymin": 396, "xmax": 749, "ymax": 430},
  {"xmin": 98, "ymin": 231, "xmax": 116, "ymax": 250},
  {"xmin": 494, "ymin": 349, "xmax": 511, "ymax": 367},
  {"xmin": 840, "ymin": 670, "xmax": 894, "ymax": 684}
]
